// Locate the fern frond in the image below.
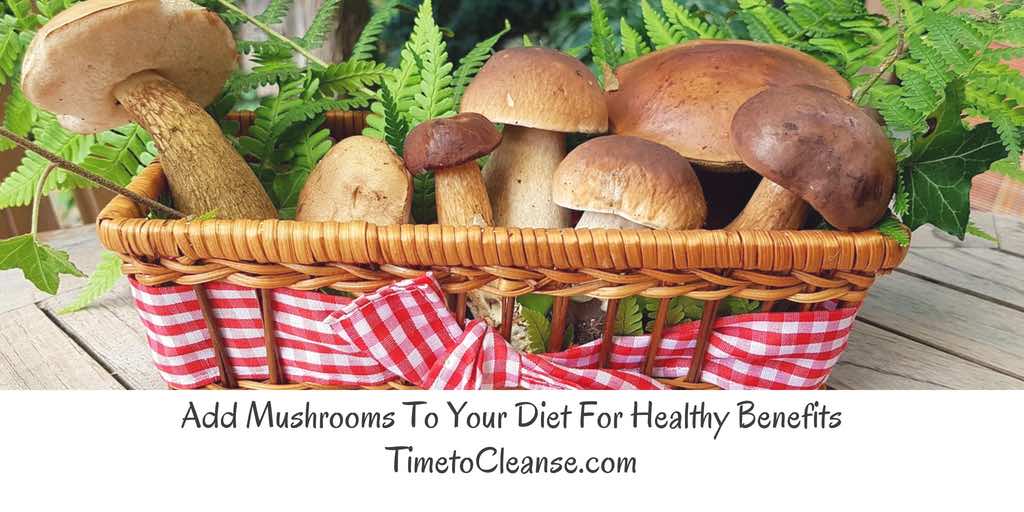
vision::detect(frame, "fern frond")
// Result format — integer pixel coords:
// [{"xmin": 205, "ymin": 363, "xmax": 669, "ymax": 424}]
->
[
  {"xmin": 320, "ymin": 59, "xmax": 389, "ymax": 97},
  {"xmin": 640, "ymin": 0, "xmax": 679, "ymax": 49},
  {"xmin": 298, "ymin": 0, "xmax": 342, "ymax": 52},
  {"xmin": 408, "ymin": 0, "xmax": 455, "ymax": 124},
  {"xmin": 80, "ymin": 124, "xmax": 155, "ymax": 187},
  {"xmin": 661, "ymin": 0, "xmax": 726, "ymax": 40},
  {"xmin": 272, "ymin": 127, "xmax": 332, "ymax": 212},
  {"xmin": 227, "ymin": 59, "xmax": 304, "ymax": 94},
  {"xmin": 236, "ymin": 39, "xmax": 292, "ymax": 57},
  {"xmin": 237, "ymin": 80, "xmax": 305, "ymax": 170},
  {"xmin": 620, "ymin": 18, "xmax": 651, "ymax": 61},
  {"xmin": 0, "ymin": 19, "xmax": 23, "ymax": 86},
  {"xmin": 590, "ymin": 0, "xmax": 620, "ymax": 73},
  {"xmin": 0, "ymin": 115, "xmax": 93, "ymax": 208},
  {"xmin": 350, "ymin": 0, "xmax": 398, "ymax": 61},
  {"xmin": 256, "ymin": 0, "xmax": 292, "ymax": 25},
  {"xmin": 0, "ymin": 84, "xmax": 35, "ymax": 151},
  {"xmin": 6, "ymin": 0, "xmax": 41, "ymax": 30},
  {"xmin": 877, "ymin": 216, "xmax": 910, "ymax": 247},
  {"xmin": 452, "ymin": 20, "xmax": 509, "ymax": 106},
  {"xmin": 363, "ymin": 81, "xmax": 409, "ymax": 154},
  {"xmin": 922, "ymin": 11, "xmax": 977, "ymax": 75},
  {"xmin": 59, "ymin": 251, "xmax": 123, "ymax": 314}
]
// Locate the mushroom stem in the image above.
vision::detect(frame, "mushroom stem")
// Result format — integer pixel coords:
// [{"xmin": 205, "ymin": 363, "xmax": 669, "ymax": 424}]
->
[
  {"xmin": 575, "ymin": 211, "xmax": 648, "ymax": 230},
  {"xmin": 435, "ymin": 161, "xmax": 493, "ymax": 227},
  {"xmin": 483, "ymin": 125, "xmax": 570, "ymax": 228},
  {"xmin": 725, "ymin": 178, "xmax": 809, "ymax": 230},
  {"xmin": 114, "ymin": 71, "xmax": 277, "ymax": 219}
]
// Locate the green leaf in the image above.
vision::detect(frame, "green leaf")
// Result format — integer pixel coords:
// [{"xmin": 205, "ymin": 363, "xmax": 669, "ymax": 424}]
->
[
  {"xmin": 363, "ymin": 79, "xmax": 410, "ymax": 154},
  {"xmin": 517, "ymin": 294, "xmax": 553, "ymax": 315},
  {"xmin": 522, "ymin": 34, "xmax": 534, "ymax": 47},
  {"xmin": 320, "ymin": 59, "xmax": 389, "ymax": 98},
  {"xmin": 297, "ymin": 0, "xmax": 342, "ymax": 52},
  {"xmin": 350, "ymin": 0, "xmax": 398, "ymax": 61},
  {"xmin": 0, "ymin": 234, "xmax": 84, "ymax": 295},
  {"xmin": 720, "ymin": 297, "xmax": 760, "ymax": 315},
  {"xmin": 80, "ymin": 124, "xmax": 155, "ymax": 187},
  {"xmin": 966, "ymin": 221, "xmax": 997, "ymax": 242},
  {"xmin": 620, "ymin": 18, "xmax": 651, "ymax": 61},
  {"xmin": 452, "ymin": 20, "xmax": 510, "ymax": 106},
  {"xmin": 901, "ymin": 83, "xmax": 1008, "ymax": 238},
  {"xmin": 408, "ymin": 0, "xmax": 455, "ymax": 124},
  {"xmin": 0, "ymin": 83, "xmax": 35, "ymax": 151},
  {"xmin": 60, "ymin": 251, "xmax": 123, "ymax": 314},
  {"xmin": 614, "ymin": 296, "xmax": 643, "ymax": 336},
  {"xmin": 520, "ymin": 306, "xmax": 550, "ymax": 354},
  {"xmin": 255, "ymin": 0, "xmax": 291, "ymax": 25},
  {"xmin": 589, "ymin": 0, "xmax": 620, "ymax": 73},
  {"xmin": 877, "ymin": 216, "xmax": 911, "ymax": 247},
  {"xmin": 0, "ymin": 114, "xmax": 93, "ymax": 208},
  {"xmin": 411, "ymin": 172, "xmax": 436, "ymax": 224},
  {"xmin": 0, "ymin": 22, "xmax": 23, "ymax": 86},
  {"xmin": 640, "ymin": 0, "xmax": 679, "ymax": 49}
]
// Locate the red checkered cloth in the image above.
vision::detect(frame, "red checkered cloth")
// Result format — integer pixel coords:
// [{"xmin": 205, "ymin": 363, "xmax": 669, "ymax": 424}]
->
[{"xmin": 129, "ymin": 274, "xmax": 857, "ymax": 390}]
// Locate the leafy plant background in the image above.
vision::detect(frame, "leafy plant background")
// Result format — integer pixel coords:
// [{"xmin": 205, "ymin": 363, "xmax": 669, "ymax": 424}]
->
[{"xmin": 0, "ymin": 0, "xmax": 1020, "ymax": 349}]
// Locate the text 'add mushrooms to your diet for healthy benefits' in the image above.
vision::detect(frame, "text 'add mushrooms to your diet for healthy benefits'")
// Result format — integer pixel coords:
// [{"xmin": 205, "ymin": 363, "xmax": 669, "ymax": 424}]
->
[
  {"xmin": 297, "ymin": 136, "xmax": 413, "ymax": 225},
  {"xmin": 729, "ymin": 85, "xmax": 896, "ymax": 232},
  {"xmin": 403, "ymin": 113, "xmax": 501, "ymax": 227},
  {"xmin": 460, "ymin": 47, "xmax": 608, "ymax": 229},
  {"xmin": 21, "ymin": 0, "xmax": 277, "ymax": 219},
  {"xmin": 554, "ymin": 135, "xmax": 706, "ymax": 230}
]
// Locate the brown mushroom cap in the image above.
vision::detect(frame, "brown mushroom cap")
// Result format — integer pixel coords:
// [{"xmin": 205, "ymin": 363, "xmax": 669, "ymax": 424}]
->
[
  {"xmin": 607, "ymin": 40, "xmax": 850, "ymax": 171},
  {"xmin": 553, "ymin": 135, "xmax": 706, "ymax": 229},
  {"xmin": 297, "ymin": 136, "xmax": 413, "ymax": 225},
  {"xmin": 731, "ymin": 85, "xmax": 896, "ymax": 231},
  {"xmin": 460, "ymin": 47, "xmax": 608, "ymax": 134},
  {"xmin": 402, "ymin": 113, "xmax": 502, "ymax": 174},
  {"xmin": 21, "ymin": 0, "xmax": 237, "ymax": 133}
]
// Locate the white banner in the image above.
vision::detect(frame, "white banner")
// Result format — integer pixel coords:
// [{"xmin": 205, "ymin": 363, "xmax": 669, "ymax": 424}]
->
[{"xmin": 0, "ymin": 391, "xmax": 1019, "ymax": 510}]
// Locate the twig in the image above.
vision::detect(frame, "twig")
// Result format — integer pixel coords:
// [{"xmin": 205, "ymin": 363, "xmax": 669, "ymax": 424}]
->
[
  {"xmin": 30, "ymin": 164, "xmax": 57, "ymax": 237},
  {"xmin": 215, "ymin": 0, "xmax": 329, "ymax": 68},
  {"xmin": 853, "ymin": 5, "xmax": 907, "ymax": 104},
  {"xmin": 0, "ymin": 127, "xmax": 186, "ymax": 219}
]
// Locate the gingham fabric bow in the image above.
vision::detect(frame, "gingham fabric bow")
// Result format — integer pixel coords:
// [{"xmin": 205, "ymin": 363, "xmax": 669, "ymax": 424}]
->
[{"xmin": 130, "ymin": 274, "xmax": 856, "ymax": 390}]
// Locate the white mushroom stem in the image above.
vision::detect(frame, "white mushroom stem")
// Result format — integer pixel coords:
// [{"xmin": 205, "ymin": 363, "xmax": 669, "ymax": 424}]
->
[
  {"xmin": 725, "ymin": 178, "xmax": 809, "ymax": 230},
  {"xmin": 114, "ymin": 71, "xmax": 277, "ymax": 219},
  {"xmin": 483, "ymin": 125, "xmax": 570, "ymax": 228},
  {"xmin": 435, "ymin": 161, "xmax": 493, "ymax": 227},
  {"xmin": 576, "ymin": 211, "xmax": 649, "ymax": 230}
]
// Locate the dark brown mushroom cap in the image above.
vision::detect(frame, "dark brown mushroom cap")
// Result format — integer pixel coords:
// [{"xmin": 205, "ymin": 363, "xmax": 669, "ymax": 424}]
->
[
  {"xmin": 607, "ymin": 40, "xmax": 850, "ymax": 171},
  {"xmin": 730, "ymin": 85, "xmax": 896, "ymax": 231},
  {"xmin": 403, "ymin": 113, "xmax": 502, "ymax": 174},
  {"xmin": 552, "ymin": 135, "xmax": 706, "ymax": 229}
]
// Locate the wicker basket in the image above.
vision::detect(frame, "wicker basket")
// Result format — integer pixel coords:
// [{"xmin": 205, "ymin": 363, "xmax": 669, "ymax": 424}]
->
[{"xmin": 96, "ymin": 111, "xmax": 909, "ymax": 390}]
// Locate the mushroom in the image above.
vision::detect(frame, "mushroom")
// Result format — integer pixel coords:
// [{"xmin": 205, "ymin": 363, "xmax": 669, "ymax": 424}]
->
[
  {"xmin": 403, "ymin": 113, "xmax": 501, "ymax": 227},
  {"xmin": 727, "ymin": 85, "xmax": 896, "ymax": 231},
  {"xmin": 20, "ymin": 0, "xmax": 276, "ymax": 219},
  {"xmin": 553, "ymin": 135, "xmax": 706, "ymax": 230},
  {"xmin": 460, "ymin": 47, "xmax": 608, "ymax": 228},
  {"xmin": 297, "ymin": 136, "xmax": 412, "ymax": 225},
  {"xmin": 607, "ymin": 40, "xmax": 850, "ymax": 173}
]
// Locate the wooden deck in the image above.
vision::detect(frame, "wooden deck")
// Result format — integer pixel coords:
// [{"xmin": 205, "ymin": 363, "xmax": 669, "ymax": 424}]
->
[{"xmin": 3, "ymin": 214, "xmax": 1024, "ymax": 390}]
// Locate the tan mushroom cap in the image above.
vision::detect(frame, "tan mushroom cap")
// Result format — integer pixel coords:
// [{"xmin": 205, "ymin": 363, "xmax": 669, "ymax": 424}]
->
[
  {"xmin": 21, "ymin": 0, "xmax": 237, "ymax": 134},
  {"xmin": 731, "ymin": 85, "xmax": 896, "ymax": 231},
  {"xmin": 297, "ymin": 136, "xmax": 413, "ymax": 225},
  {"xmin": 607, "ymin": 40, "xmax": 850, "ymax": 171},
  {"xmin": 553, "ymin": 135, "xmax": 707, "ymax": 229},
  {"xmin": 402, "ymin": 113, "xmax": 502, "ymax": 174},
  {"xmin": 460, "ymin": 47, "xmax": 608, "ymax": 134}
]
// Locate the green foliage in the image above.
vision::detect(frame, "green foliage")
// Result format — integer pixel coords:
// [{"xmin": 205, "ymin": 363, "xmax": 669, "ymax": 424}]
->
[
  {"xmin": 80, "ymin": 125, "xmax": 156, "ymax": 187},
  {"xmin": 0, "ymin": 114, "xmax": 93, "ymax": 209},
  {"xmin": 877, "ymin": 216, "xmax": 910, "ymax": 247},
  {"xmin": 517, "ymin": 294, "xmax": 554, "ymax": 315},
  {"xmin": 589, "ymin": 0, "xmax": 621, "ymax": 77},
  {"xmin": 614, "ymin": 296, "xmax": 644, "ymax": 336},
  {"xmin": 411, "ymin": 173, "xmax": 436, "ymax": 224},
  {"xmin": 520, "ymin": 306, "xmax": 551, "ymax": 354},
  {"xmin": 452, "ymin": 20, "xmax": 510, "ymax": 106},
  {"xmin": 60, "ymin": 251, "xmax": 123, "ymax": 314},
  {"xmin": 350, "ymin": 0, "xmax": 399, "ymax": 61},
  {"xmin": 408, "ymin": 0, "xmax": 456, "ymax": 124},
  {"xmin": 620, "ymin": 18, "xmax": 651, "ymax": 60},
  {"xmin": 297, "ymin": 0, "xmax": 343, "ymax": 52},
  {"xmin": 0, "ymin": 234, "xmax": 83, "ymax": 295}
]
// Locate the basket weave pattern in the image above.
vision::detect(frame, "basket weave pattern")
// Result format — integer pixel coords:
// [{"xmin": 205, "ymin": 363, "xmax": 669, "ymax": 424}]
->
[{"xmin": 97, "ymin": 111, "xmax": 908, "ymax": 390}]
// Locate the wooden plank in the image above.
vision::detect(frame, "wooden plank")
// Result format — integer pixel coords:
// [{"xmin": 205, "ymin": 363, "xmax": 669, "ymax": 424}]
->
[
  {"xmin": 858, "ymin": 272, "xmax": 1024, "ymax": 380},
  {"xmin": 908, "ymin": 211, "xmax": 998, "ymax": 248},
  {"xmin": 832, "ymin": 322, "xmax": 1024, "ymax": 390},
  {"xmin": 896, "ymin": 248, "xmax": 1024, "ymax": 309},
  {"xmin": 39, "ymin": 281, "xmax": 163, "ymax": 390},
  {"xmin": 0, "ymin": 305, "xmax": 123, "ymax": 390},
  {"xmin": 994, "ymin": 214, "xmax": 1024, "ymax": 257},
  {"xmin": 0, "ymin": 225, "xmax": 105, "ymax": 314}
]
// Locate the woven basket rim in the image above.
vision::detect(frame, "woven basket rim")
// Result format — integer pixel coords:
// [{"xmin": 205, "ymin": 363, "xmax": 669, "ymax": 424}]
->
[{"xmin": 97, "ymin": 161, "xmax": 909, "ymax": 274}]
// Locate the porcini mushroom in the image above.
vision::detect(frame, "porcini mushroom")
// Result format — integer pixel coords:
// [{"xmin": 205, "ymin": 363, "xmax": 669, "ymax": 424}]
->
[
  {"xmin": 21, "ymin": 0, "xmax": 276, "ymax": 219},
  {"xmin": 297, "ymin": 136, "xmax": 412, "ymax": 225},
  {"xmin": 607, "ymin": 40, "xmax": 850, "ymax": 172},
  {"xmin": 553, "ymin": 135, "xmax": 706, "ymax": 230},
  {"xmin": 403, "ymin": 113, "xmax": 501, "ymax": 227},
  {"xmin": 727, "ymin": 85, "xmax": 896, "ymax": 231},
  {"xmin": 460, "ymin": 47, "xmax": 608, "ymax": 228}
]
